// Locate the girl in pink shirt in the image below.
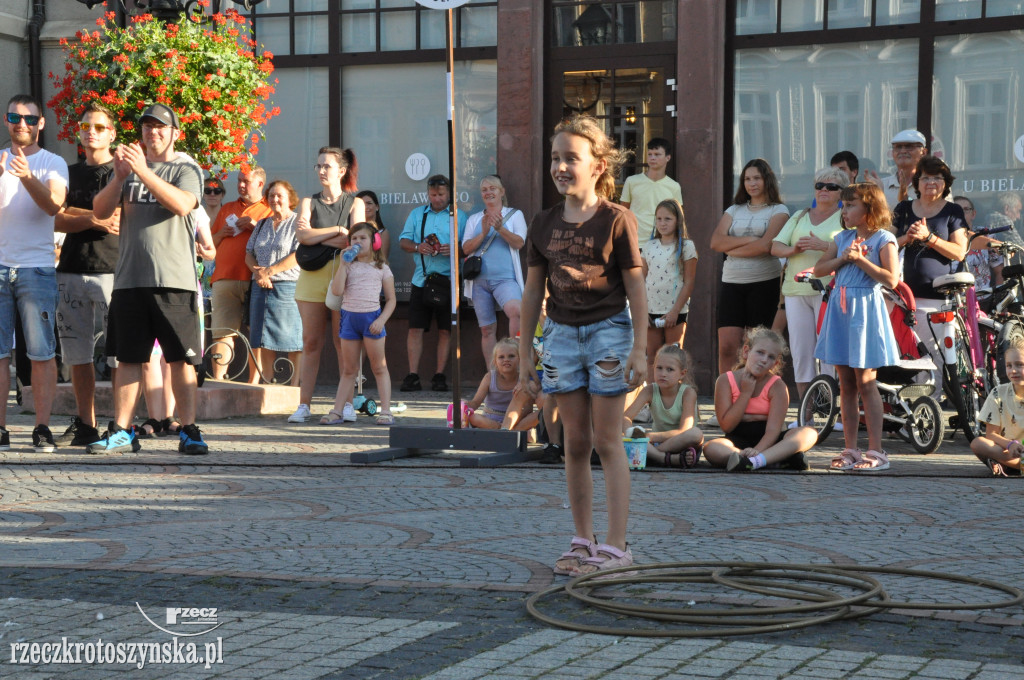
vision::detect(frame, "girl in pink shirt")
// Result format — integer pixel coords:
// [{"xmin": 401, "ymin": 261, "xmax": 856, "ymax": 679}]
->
[{"xmin": 323, "ymin": 222, "xmax": 395, "ymax": 425}]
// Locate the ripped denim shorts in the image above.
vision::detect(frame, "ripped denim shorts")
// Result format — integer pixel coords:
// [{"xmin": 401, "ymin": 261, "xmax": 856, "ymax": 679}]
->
[{"xmin": 540, "ymin": 307, "xmax": 634, "ymax": 396}]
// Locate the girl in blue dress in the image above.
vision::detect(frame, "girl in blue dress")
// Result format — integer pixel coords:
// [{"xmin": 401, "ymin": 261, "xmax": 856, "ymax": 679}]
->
[{"xmin": 813, "ymin": 183, "xmax": 900, "ymax": 472}]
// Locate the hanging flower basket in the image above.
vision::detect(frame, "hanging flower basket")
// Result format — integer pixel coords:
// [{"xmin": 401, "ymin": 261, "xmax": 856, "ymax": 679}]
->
[{"xmin": 48, "ymin": 1, "xmax": 280, "ymax": 174}]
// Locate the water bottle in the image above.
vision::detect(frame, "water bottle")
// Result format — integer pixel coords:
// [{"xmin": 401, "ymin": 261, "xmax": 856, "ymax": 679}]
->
[{"xmin": 342, "ymin": 243, "xmax": 362, "ymax": 263}]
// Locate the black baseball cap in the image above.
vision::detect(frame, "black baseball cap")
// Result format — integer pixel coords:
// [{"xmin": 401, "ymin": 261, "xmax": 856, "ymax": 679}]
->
[{"xmin": 138, "ymin": 103, "xmax": 179, "ymax": 129}]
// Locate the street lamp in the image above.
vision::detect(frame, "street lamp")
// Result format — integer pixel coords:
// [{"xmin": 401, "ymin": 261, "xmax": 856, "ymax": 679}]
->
[{"xmin": 572, "ymin": 3, "xmax": 615, "ymax": 46}]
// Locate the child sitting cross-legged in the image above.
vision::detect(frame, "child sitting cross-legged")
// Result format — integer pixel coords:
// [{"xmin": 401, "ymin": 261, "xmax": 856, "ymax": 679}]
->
[
  {"xmin": 465, "ymin": 338, "xmax": 535, "ymax": 432},
  {"xmin": 970, "ymin": 338, "xmax": 1024, "ymax": 477},
  {"xmin": 622, "ymin": 344, "xmax": 703, "ymax": 467}
]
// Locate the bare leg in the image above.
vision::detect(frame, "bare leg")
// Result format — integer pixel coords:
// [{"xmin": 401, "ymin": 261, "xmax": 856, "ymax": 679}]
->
[
  {"xmin": 139, "ymin": 359, "xmax": 166, "ymax": 422},
  {"xmin": 167, "ymin": 360, "xmax": 198, "ymax": 425},
  {"xmin": 30, "ymin": 358, "xmax": 57, "ymax": 427},
  {"xmin": 407, "ymin": 329, "xmax": 424, "ymax": 376},
  {"xmin": 718, "ymin": 326, "xmax": 743, "ymax": 375},
  {"xmin": 70, "ymin": 363, "xmax": 98, "ymax": 427},
  {"xmin": 479, "ymin": 323, "xmax": 497, "ymax": 372},
  {"xmin": 436, "ymin": 329, "xmax": 450, "ymax": 375},
  {"xmin": 836, "ymin": 366, "xmax": 860, "ymax": 451},
  {"xmin": 646, "ymin": 326, "xmax": 664, "ymax": 383},
  {"xmin": 210, "ymin": 334, "xmax": 233, "ymax": 381},
  {"xmin": 553, "ymin": 389, "xmax": 596, "ymax": 556},
  {"xmin": 297, "ymin": 301, "xmax": 327, "ymax": 406},
  {"xmin": 363, "ymin": 337, "xmax": 390, "ymax": 413},
  {"xmin": 589, "ymin": 392, "xmax": 630, "ymax": 550},
  {"xmin": 855, "ymin": 367, "xmax": 884, "ymax": 453},
  {"xmin": 114, "ymin": 362, "xmax": 143, "ymax": 429},
  {"xmin": 504, "ymin": 300, "xmax": 522, "ymax": 342},
  {"xmin": 287, "ymin": 351, "xmax": 301, "ymax": 387}
]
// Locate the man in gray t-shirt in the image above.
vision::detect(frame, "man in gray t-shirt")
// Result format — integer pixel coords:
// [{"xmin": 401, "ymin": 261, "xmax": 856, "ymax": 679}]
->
[{"xmin": 90, "ymin": 103, "xmax": 209, "ymax": 455}]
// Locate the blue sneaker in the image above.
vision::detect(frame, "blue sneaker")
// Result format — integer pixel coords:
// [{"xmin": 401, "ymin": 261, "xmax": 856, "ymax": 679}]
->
[
  {"xmin": 86, "ymin": 423, "xmax": 140, "ymax": 454},
  {"xmin": 178, "ymin": 424, "xmax": 209, "ymax": 455}
]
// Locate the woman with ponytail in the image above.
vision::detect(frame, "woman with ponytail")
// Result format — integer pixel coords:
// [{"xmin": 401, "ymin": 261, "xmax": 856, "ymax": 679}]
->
[{"xmin": 287, "ymin": 147, "xmax": 366, "ymax": 423}]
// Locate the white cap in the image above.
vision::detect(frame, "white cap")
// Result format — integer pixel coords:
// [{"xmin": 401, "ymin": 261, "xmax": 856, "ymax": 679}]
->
[{"xmin": 891, "ymin": 129, "xmax": 926, "ymax": 145}]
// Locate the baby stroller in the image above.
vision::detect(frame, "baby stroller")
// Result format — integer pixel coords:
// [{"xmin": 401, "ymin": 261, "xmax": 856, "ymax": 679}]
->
[{"xmin": 796, "ymin": 274, "xmax": 945, "ymax": 454}]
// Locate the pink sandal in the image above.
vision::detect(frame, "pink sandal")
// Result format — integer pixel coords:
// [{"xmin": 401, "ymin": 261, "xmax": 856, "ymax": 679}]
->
[
  {"xmin": 553, "ymin": 536, "xmax": 596, "ymax": 575},
  {"xmin": 572, "ymin": 543, "xmax": 634, "ymax": 576},
  {"xmin": 830, "ymin": 448, "xmax": 861, "ymax": 471},
  {"xmin": 853, "ymin": 449, "xmax": 890, "ymax": 472}
]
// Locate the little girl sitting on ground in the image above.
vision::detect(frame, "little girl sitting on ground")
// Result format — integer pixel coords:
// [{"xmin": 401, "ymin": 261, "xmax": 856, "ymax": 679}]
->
[
  {"xmin": 465, "ymin": 338, "xmax": 534, "ymax": 431},
  {"xmin": 704, "ymin": 327, "xmax": 816, "ymax": 471},
  {"xmin": 623, "ymin": 344, "xmax": 703, "ymax": 467},
  {"xmin": 970, "ymin": 338, "xmax": 1024, "ymax": 476}
]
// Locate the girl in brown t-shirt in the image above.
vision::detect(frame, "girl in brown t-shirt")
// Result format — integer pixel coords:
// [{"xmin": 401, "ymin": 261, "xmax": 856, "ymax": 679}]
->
[{"xmin": 518, "ymin": 115, "xmax": 647, "ymax": 577}]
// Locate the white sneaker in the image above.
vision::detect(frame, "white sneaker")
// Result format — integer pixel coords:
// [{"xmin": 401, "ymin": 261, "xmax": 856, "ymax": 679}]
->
[
  {"xmin": 288, "ymin": 404, "xmax": 311, "ymax": 423},
  {"xmin": 342, "ymin": 403, "xmax": 357, "ymax": 422}
]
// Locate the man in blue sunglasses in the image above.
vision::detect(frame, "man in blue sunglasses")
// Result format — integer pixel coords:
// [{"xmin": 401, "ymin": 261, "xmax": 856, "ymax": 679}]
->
[{"xmin": 0, "ymin": 94, "xmax": 69, "ymax": 454}]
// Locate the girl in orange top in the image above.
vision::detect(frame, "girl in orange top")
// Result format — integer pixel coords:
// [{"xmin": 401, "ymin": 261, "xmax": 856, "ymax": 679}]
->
[{"xmin": 704, "ymin": 327, "xmax": 816, "ymax": 471}]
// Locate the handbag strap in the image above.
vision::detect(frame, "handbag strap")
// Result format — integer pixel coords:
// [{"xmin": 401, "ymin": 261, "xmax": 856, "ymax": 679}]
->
[
  {"xmin": 475, "ymin": 209, "xmax": 518, "ymax": 257},
  {"xmin": 419, "ymin": 206, "xmax": 431, "ymax": 274}
]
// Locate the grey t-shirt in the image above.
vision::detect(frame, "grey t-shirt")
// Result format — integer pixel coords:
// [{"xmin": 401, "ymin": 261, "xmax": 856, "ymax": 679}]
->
[{"xmin": 114, "ymin": 157, "xmax": 202, "ymax": 291}]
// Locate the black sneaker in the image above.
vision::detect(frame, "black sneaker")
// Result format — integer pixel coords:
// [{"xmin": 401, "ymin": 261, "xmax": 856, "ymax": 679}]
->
[
  {"xmin": 32, "ymin": 424, "xmax": 56, "ymax": 453},
  {"xmin": 55, "ymin": 417, "xmax": 101, "ymax": 447},
  {"xmin": 430, "ymin": 373, "xmax": 448, "ymax": 391},
  {"xmin": 0, "ymin": 426, "xmax": 9, "ymax": 451},
  {"xmin": 539, "ymin": 443, "xmax": 563, "ymax": 465},
  {"xmin": 400, "ymin": 372, "xmax": 422, "ymax": 392},
  {"xmin": 87, "ymin": 422, "xmax": 141, "ymax": 454},
  {"xmin": 178, "ymin": 423, "xmax": 209, "ymax": 455}
]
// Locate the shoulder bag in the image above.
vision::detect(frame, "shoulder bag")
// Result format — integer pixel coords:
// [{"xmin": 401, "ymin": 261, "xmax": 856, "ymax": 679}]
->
[
  {"xmin": 420, "ymin": 208, "xmax": 450, "ymax": 308},
  {"xmin": 295, "ymin": 193, "xmax": 355, "ymax": 271},
  {"xmin": 463, "ymin": 209, "xmax": 518, "ymax": 280}
]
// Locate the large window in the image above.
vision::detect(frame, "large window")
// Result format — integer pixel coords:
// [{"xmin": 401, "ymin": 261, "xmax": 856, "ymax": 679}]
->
[
  {"xmin": 730, "ymin": 1, "xmax": 1024, "ymax": 214},
  {"xmin": 550, "ymin": 1, "xmax": 676, "ymax": 47},
  {"xmin": 733, "ymin": 40, "xmax": 918, "ymax": 207},
  {"xmin": 342, "ymin": 61, "xmax": 497, "ymax": 297}
]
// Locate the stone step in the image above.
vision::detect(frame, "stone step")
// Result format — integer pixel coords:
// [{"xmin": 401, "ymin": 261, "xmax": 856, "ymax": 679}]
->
[{"xmin": 21, "ymin": 380, "xmax": 299, "ymax": 420}]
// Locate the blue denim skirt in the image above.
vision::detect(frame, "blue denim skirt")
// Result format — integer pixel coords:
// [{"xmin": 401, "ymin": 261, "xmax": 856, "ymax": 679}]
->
[{"xmin": 250, "ymin": 281, "xmax": 302, "ymax": 352}]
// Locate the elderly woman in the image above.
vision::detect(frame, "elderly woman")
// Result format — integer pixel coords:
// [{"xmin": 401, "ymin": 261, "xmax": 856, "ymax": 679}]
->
[
  {"xmin": 461, "ymin": 175, "xmax": 528, "ymax": 366},
  {"xmin": 710, "ymin": 158, "xmax": 791, "ymax": 376},
  {"xmin": 770, "ymin": 167, "xmax": 848, "ymax": 400},
  {"xmin": 893, "ymin": 155, "xmax": 968, "ymax": 394},
  {"xmin": 245, "ymin": 180, "xmax": 303, "ymax": 386}
]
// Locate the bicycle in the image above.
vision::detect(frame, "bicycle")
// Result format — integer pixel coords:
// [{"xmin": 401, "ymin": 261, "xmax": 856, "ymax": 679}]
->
[{"xmin": 975, "ymin": 238, "xmax": 1024, "ymax": 392}]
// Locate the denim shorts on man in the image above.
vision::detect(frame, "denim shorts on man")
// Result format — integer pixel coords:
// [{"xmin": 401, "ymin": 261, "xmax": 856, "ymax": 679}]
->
[
  {"xmin": 0, "ymin": 266, "xmax": 58, "ymax": 361},
  {"xmin": 540, "ymin": 307, "xmax": 634, "ymax": 396}
]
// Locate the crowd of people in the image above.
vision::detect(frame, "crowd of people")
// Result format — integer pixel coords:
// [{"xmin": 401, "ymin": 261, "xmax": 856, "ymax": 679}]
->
[{"xmin": 4, "ymin": 89, "xmax": 1024, "ymax": 576}]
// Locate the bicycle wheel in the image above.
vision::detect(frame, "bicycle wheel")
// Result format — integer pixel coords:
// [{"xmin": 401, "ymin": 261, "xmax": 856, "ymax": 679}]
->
[
  {"xmin": 996, "ymin": 317, "xmax": 1024, "ymax": 384},
  {"xmin": 944, "ymin": 318, "xmax": 982, "ymax": 442},
  {"xmin": 798, "ymin": 374, "xmax": 838, "ymax": 444}
]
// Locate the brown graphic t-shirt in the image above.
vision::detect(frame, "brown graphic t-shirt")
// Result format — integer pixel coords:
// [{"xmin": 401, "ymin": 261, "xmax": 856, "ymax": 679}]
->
[{"xmin": 526, "ymin": 199, "xmax": 642, "ymax": 326}]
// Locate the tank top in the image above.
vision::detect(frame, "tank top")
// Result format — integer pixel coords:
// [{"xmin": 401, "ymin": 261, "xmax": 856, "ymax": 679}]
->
[
  {"xmin": 483, "ymin": 370, "xmax": 515, "ymax": 415},
  {"xmin": 725, "ymin": 371, "xmax": 780, "ymax": 417},
  {"xmin": 309, "ymin": 191, "xmax": 355, "ymax": 231},
  {"xmin": 651, "ymin": 384, "xmax": 689, "ymax": 433}
]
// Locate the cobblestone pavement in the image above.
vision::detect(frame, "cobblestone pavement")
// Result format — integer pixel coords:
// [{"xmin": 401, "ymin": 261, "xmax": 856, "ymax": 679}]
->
[{"xmin": 1, "ymin": 388, "xmax": 1022, "ymax": 679}]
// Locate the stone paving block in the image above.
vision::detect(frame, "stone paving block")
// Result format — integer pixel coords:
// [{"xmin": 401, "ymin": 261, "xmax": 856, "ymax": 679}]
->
[{"xmin": 974, "ymin": 664, "xmax": 1024, "ymax": 679}]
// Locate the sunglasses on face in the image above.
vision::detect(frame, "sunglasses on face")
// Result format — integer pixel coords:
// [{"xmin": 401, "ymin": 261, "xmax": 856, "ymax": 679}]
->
[
  {"xmin": 814, "ymin": 182, "xmax": 842, "ymax": 191},
  {"xmin": 78, "ymin": 122, "xmax": 110, "ymax": 133},
  {"xmin": 6, "ymin": 112, "xmax": 40, "ymax": 126},
  {"xmin": 204, "ymin": 188, "xmax": 224, "ymax": 195}
]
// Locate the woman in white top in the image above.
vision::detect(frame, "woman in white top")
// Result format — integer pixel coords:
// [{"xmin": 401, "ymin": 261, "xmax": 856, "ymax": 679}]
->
[
  {"xmin": 710, "ymin": 158, "xmax": 790, "ymax": 375},
  {"xmin": 461, "ymin": 175, "xmax": 528, "ymax": 368}
]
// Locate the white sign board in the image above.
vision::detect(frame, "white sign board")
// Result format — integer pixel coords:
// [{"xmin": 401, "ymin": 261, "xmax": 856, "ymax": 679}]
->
[
  {"xmin": 405, "ymin": 153, "xmax": 431, "ymax": 181},
  {"xmin": 414, "ymin": 0, "xmax": 471, "ymax": 8}
]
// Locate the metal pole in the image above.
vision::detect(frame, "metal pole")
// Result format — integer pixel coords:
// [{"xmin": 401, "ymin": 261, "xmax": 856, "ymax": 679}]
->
[{"xmin": 446, "ymin": 8, "xmax": 462, "ymax": 429}]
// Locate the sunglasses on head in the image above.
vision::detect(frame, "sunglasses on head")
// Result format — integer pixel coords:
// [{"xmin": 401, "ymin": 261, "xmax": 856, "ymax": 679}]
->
[
  {"xmin": 204, "ymin": 187, "xmax": 224, "ymax": 195},
  {"xmin": 428, "ymin": 179, "xmax": 449, "ymax": 188},
  {"xmin": 6, "ymin": 112, "xmax": 40, "ymax": 126},
  {"xmin": 814, "ymin": 182, "xmax": 842, "ymax": 191},
  {"xmin": 78, "ymin": 122, "xmax": 110, "ymax": 133}
]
